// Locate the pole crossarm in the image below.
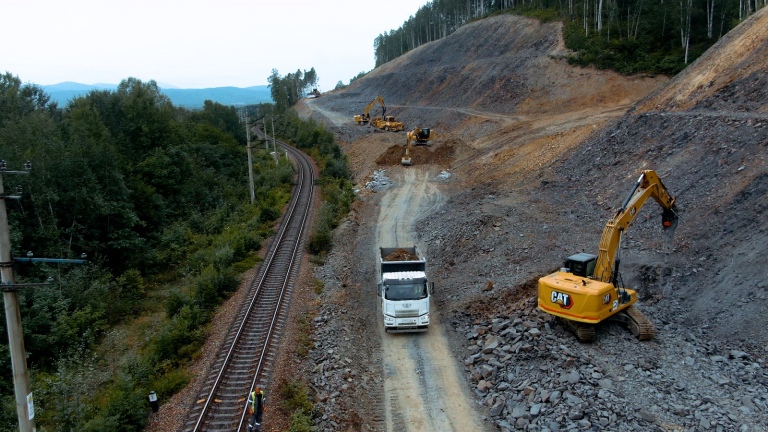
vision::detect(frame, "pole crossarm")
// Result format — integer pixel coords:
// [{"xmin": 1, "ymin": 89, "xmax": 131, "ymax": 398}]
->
[
  {"xmin": 13, "ymin": 257, "xmax": 88, "ymax": 264},
  {"xmin": 2, "ymin": 282, "xmax": 53, "ymax": 292}
]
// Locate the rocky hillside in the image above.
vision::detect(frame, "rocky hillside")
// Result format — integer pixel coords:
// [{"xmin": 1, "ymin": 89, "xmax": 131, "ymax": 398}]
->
[
  {"xmin": 295, "ymin": 8, "xmax": 768, "ymax": 432},
  {"xmin": 308, "ymin": 9, "xmax": 768, "ymax": 349}
]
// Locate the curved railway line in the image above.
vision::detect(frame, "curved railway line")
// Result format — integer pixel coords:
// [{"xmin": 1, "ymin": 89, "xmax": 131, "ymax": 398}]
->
[{"xmin": 181, "ymin": 133, "xmax": 316, "ymax": 432}]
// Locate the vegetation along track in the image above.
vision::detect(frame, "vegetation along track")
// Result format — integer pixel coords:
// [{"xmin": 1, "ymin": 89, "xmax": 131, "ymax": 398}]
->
[{"xmin": 182, "ymin": 133, "xmax": 316, "ymax": 432}]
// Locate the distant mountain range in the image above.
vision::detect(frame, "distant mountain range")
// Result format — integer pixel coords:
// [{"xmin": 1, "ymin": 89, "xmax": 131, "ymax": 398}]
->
[{"xmin": 42, "ymin": 82, "xmax": 273, "ymax": 109}]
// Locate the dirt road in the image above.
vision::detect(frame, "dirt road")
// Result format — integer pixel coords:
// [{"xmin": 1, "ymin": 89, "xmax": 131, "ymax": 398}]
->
[
  {"xmin": 374, "ymin": 167, "xmax": 488, "ymax": 432},
  {"xmin": 303, "ymin": 97, "xmax": 350, "ymax": 126}
]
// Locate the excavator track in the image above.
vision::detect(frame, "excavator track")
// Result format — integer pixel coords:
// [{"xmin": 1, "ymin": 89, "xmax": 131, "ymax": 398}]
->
[
  {"xmin": 560, "ymin": 305, "xmax": 654, "ymax": 342},
  {"xmin": 608, "ymin": 305, "xmax": 656, "ymax": 340},
  {"xmin": 560, "ymin": 318, "xmax": 596, "ymax": 342}
]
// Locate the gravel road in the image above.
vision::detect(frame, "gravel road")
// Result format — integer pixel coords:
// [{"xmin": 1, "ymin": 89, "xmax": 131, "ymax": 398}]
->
[{"xmin": 375, "ymin": 167, "xmax": 487, "ymax": 432}]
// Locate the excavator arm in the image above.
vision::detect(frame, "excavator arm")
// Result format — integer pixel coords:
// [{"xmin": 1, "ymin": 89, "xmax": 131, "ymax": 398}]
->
[
  {"xmin": 365, "ymin": 95, "xmax": 385, "ymax": 119},
  {"xmin": 593, "ymin": 170, "xmax": 678, "ymax": 283},
  {"xmin": 354, "ymin": 95, "xmax": 385, "ymax": 124}
]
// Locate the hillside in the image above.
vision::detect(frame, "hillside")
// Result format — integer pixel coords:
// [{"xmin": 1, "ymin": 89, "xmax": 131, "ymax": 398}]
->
[
  {"xmin": 288, "ymin": 8, "xmax": 768, "ymax": 432},
  {"xmin": 304, "ymin": 9, "xmax": 768, "ymax": 344}
]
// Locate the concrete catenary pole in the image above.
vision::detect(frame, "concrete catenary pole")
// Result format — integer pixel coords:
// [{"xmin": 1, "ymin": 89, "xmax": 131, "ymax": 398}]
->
[
  {"xmin": 0, "ymin": 173, "xmax": 35, "ymax": 432},
  {"xmin": 245, "ymin": 114, "xmax": 256, "ymax": 204}
]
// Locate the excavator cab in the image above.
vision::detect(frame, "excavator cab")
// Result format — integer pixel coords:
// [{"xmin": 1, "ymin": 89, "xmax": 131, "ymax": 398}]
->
[
  {"xmin": 564, "ymin": 253, "xmax": 597, "ymax": 278},
  {"xmin": 414, "ymin": 128, "xmax": 431, "ymax": 142}
]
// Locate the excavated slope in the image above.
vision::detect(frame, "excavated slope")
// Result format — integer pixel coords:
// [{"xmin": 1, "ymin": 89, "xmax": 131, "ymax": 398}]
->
[
  {"xmin": 545, "ymin": 7, "xmax": 768, "ymax": 345},
  {"xmin": 291, "ymin": 9, "xmax": 768, "ymax": 432}
]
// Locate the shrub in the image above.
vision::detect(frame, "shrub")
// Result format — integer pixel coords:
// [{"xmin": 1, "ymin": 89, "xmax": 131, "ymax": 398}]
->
[
  {"xmin": 289, "ymin": 409, "xmax": 313, "ymax": 432},
  {"xmin": 281, "ymin": 378, "xmax": 314, "ymax": 432},
  {"xmin": 307, "ymin": 223, "xmax": 332, "ymax": 255},
  {"xmin": 280, "ymin": 379, "xmax": 314, "ymax": 414},
  {"xmin": 152, "ymin": 369, "xmax": 190, "ymax": 400}
]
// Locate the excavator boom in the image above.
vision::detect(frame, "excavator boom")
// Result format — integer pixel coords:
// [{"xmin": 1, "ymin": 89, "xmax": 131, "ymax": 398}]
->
[{"xmin": 353, "ymin": 95, "xmax": 385, "ymax": 124}]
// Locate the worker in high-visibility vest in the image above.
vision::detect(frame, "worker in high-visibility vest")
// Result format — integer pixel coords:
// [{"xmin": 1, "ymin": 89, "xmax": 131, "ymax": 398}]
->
[{"xmin": 246, "ymin": 387, "xmax": 265, "ymax": 432}]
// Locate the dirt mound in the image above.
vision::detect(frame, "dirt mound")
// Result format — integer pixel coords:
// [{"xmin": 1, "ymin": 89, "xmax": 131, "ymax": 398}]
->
[
  {"xmin": 382, "ymin": 248, "xmax": 419, "ymax": 261},
  {"xmin": 375, "ymin": 143, "xmax": 455, "ymax": 166},
  {"xmin": 463, "ymin": 275, "xmax": 542, "ymax": 317},
  {"xmin": 543, "ymin": 9, "xmax": 768, "ymax": 345}
]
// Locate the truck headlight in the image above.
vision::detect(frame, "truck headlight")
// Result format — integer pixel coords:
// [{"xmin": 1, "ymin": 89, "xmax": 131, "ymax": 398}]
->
[
  {"xmin": 420, "ymin": 314, "xmax": 429, "ymax": 323},
  {"xmin": 384, "ymin": 316, "xmax": 395, "ymax": 324}
]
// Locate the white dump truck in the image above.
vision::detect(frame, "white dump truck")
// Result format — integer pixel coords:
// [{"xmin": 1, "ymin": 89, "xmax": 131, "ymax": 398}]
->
[{"xmin": 378, "ymin": 246, "xmax": 434, "ymax": 332}]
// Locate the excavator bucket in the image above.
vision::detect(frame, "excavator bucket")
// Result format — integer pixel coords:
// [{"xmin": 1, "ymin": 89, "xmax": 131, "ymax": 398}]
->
[
  {"xmin": 401, "ymin": 156, "xmax": 412, "ymax": 166},
  {"xmin": 661, "ymin": 207, "xmax": 678, "ymax": 231}
]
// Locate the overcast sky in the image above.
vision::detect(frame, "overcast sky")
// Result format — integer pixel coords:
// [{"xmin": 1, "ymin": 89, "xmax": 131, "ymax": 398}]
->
[{"xmin": 1, "ymin": 0, "xmax": 428, "ymax": 90}]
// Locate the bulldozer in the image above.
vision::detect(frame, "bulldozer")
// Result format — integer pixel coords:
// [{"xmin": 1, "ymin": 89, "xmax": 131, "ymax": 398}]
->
[
  {"xmin": 353, "ymin": 95, "xmax": 385, "ymax": 124},
  {"xmin": 537, "ymin": 170, "xmax": 678, "ymax": 342},
  {"xmin": 401, "ymin": 128, "xmax": 434, "ymax": 165}
]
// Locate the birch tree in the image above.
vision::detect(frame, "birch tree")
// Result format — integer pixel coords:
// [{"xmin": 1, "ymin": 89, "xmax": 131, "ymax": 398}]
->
[
  {"xmin": 706, "ymin": 0, "xmax": 716, "ymax": 39},
  {"xmin": 680, "ymin": 0, "xmax": 693, "ymax": 64}
]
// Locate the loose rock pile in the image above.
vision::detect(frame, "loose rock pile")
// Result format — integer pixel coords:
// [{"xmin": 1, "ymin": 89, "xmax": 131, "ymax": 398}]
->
[
  {"xmin": 304, "ymin": 240, "xmax": 385, "ymax": 432},
  {"xmin": 452, "ymin": 285, "xmax": 768, "ymax": 432},
  {"xmin": 365, "ymin": 169, "xmax": 395, "ymax": 192}
]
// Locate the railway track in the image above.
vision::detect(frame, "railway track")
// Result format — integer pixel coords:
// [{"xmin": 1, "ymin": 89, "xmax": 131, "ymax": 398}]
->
[{"xmin": 182, "ymin": 133, "xmax": 316, "ymax": 432}]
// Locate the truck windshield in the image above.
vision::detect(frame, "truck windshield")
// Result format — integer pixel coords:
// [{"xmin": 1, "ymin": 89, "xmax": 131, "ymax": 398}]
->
[{"xmin": 385, "ymin": 283, "xmax": 428, "ymax": 301}]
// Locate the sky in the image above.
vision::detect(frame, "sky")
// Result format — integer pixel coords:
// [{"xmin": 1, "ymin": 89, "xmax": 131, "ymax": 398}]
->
[{"xmin": 1, "ymin": 0, "xmax": 429, "ymax": 90}]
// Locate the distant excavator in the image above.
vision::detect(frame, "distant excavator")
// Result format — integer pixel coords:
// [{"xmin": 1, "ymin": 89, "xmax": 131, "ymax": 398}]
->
[
  {"xmin": 401, "ymin": 128, "xmax": 434, "ymax": 165},
  {"xmin": 537, "ymin": 170, "xmax": 678, "ymax": 342},
  {"xmin": 354, "ymin": 95, "xmax": 385, "ymax": 124}
]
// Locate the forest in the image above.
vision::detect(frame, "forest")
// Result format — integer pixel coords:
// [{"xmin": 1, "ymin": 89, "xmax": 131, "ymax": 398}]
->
[
  {"xmin": 0, "ymin": 70, "xmax": 350, "ymax": 431},
  {"xmin": 374, "ymin": 0, "xmax": 767, "ymax": 74}
]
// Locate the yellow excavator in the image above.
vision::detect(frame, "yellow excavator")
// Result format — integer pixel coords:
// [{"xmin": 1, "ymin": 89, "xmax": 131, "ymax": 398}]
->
[
  {"xmin": 354, "ymin": 95, "xmax": 385, "ymax": 124},
  {"xmin": 537, "ymin": 170, "xmax": 678, "ymax": 342},
  {"xmin": 401, "ymin": 128, "xmax": 434, "ymax": 165}
]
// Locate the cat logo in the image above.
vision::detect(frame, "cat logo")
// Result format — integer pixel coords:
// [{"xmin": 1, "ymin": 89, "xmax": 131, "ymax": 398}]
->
[
  {"xmin": 602, "ymin": 293, "xmax": 611, "ymax": 304},
  {"xmin": 550, "ymin": 291, "xmax": 573, "ymax": 309}
]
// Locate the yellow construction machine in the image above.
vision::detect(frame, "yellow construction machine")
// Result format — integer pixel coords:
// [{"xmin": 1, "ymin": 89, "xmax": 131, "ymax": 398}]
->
[
  {"xmin": 401, "ymin": 128, "xmax": 434, "ymax": 165},
  {"xmin": 354, "ymin": 95, "xmax": 385, "ymax": 124},
  {"xmin": 537, "ymin": 170, "xmax": 678, "ymax": 342},
  {"xmin": 372, "ymin": 115, "xmax": 405, "ymax": 132}
]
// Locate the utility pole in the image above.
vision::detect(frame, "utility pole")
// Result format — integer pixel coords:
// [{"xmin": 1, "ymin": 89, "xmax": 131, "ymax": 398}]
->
[
  {"xmin": 270, "ymin": 116, "xmax": 279, "ymax": 166},
  {"xmin": 0, "ymin": 160, "xmax": 35, "ymax": 432},
  {"xmin": 245, "ymin": 114, "xmax": 256, "ymax": 204}
]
